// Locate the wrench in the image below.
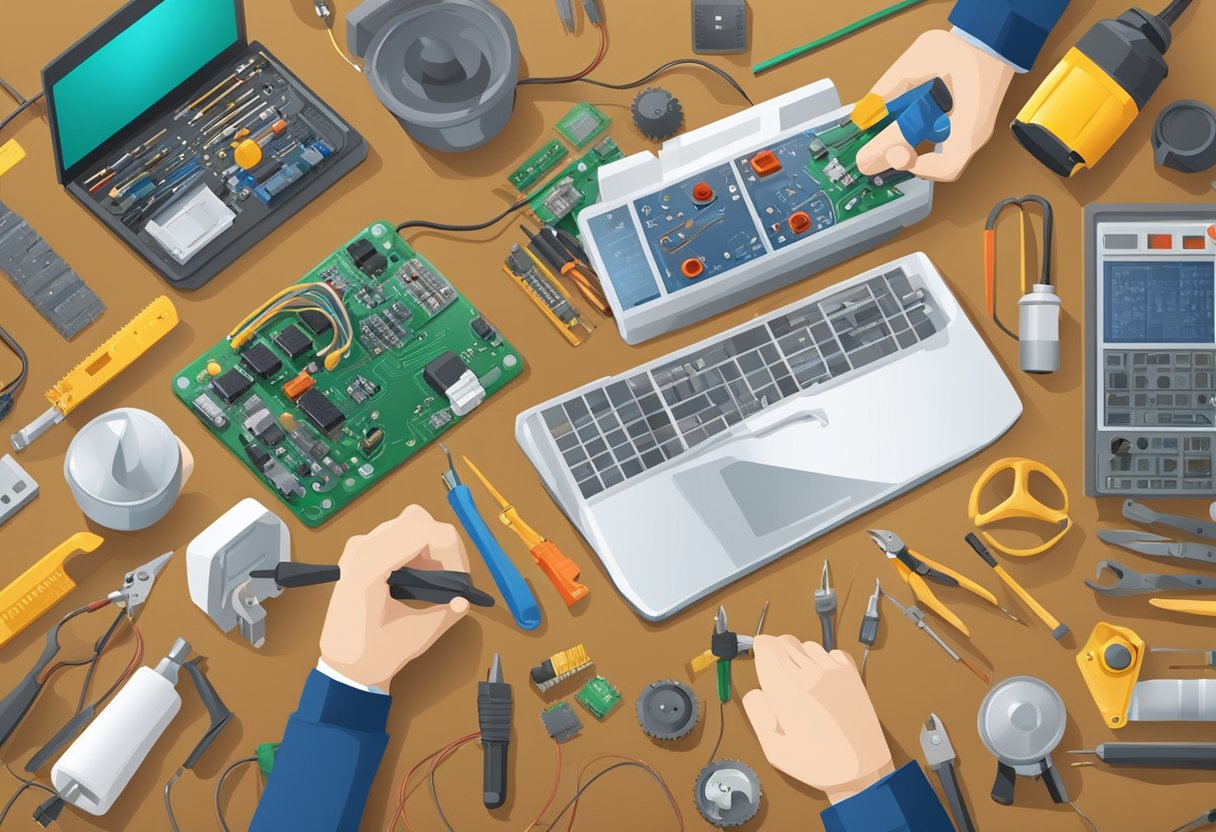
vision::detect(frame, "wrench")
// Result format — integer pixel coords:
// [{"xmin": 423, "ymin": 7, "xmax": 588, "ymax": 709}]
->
[{"xmin": 1085, "ymin": 560, "xmax": 1216, "ymax": 597}]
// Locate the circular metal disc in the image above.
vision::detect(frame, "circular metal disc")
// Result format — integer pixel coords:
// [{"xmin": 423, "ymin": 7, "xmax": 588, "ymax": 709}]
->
[
  {"xmin": 632, "ymin": 87, "xmax": 685, "ymax": 141},
  {"xmin": 694, "ymin": 760, "xmax": 762, "ymax": 828},
  {"xmin": 977, "ymin": 675, "xmax": 1066, "ymax": 765},
  {"xmin": 636, "ymin": 680, "xmax": 699, "ymax": 740}
]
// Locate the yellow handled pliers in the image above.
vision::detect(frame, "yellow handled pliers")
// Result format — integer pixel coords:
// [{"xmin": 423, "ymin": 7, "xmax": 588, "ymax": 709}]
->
[{"xmin": 868, "ymin": 529, "xmax": 1022, "ymax": 638}]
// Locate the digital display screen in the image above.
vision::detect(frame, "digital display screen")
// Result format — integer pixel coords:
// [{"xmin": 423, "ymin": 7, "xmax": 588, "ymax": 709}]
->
[
  {"xmin": 1104, "ymin": 261, "xmax": 1216, "ymax": 344},
  {"xmin": 51, "ymin": 0, "xmax": 239, "ymax": 171}
]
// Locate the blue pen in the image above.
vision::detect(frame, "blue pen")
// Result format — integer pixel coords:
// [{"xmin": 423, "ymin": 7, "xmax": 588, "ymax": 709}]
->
[{"xmin": 439, "ymin": 444, "xmax": 541, "ymax": 630}]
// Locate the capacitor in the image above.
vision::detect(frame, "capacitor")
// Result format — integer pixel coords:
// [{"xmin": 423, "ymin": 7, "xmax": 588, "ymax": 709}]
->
[{"xmin": 1018, "ymin": 283, "xmax": 1061, "ymax": 374}]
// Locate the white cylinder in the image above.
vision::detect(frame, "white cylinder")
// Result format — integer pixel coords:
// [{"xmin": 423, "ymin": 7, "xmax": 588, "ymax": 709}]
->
[
  {"xmin": 1018, "ymin": 284, "xmax": 1061, "ymax": 374},
  {"xmin": 50, "ymin": 665, "xmax": 182, "ymax": 815}
]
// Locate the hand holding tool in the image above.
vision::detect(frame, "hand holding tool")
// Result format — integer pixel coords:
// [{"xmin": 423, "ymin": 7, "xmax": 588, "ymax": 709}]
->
[
  {"xmin": 248, "ymin": 562, "xmax": 495, "ymax": 606},
  {"xmin": 462, "ymin": 454, "xmax": 589, "ymax": 606},
  {"xmin": 964, "ymin": 533, "xmax": 1069, "ymax": 640},
  {"xmin": 1069, "ymin": 742, "xmax": 1216, "ymax": 770},
  {"xmin": 815, "ymin": 560, "xmax": 837, "ymax": 651},
  {"xmin": 478, "ymin": 653, "xmax": 511, "ymax": 808},
  {"xmin": 869, "ymin": 529, "xmax": 1021, "ymax": 638},
  {"xmin": 921, "ymin": 713, "xmax": 976, "ymax": 832},
  {"xmin": 0, "ymin": 533, "xmax": 104, "ymax": 648},
  {"xmin": 884, "ymin": 592, "xmax": 988, "ymax": 683},
  {"xmin": 1086, "ymin": 560, "xmax": 1216, "ymax": 596},
  {"xmin": 691, "ymin": 602, "xmax": 767, "ymax": 702},
  {"xmin": 439, "ymin": 446, "xmax": 541, "ymax": 630},
  {"xmin": 1099, "ymin": 528, "xmax": 1216, "ymax": 565},
  {"xmin": 852, "ymin": 77, "xmax": 953, "ymax": 147},
  {"xmin": 11, "ymin": 296, "xmax": 180, "ymax": 452},
  {"xmin": 858, "ymin": 579, "xmax": 881, "ymax": 675}
]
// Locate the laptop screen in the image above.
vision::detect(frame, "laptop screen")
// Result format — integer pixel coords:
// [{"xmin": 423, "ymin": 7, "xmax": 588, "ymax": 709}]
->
[{"xmin": 50, "ymin": 0, "xmax": 239, "ymax": 172}]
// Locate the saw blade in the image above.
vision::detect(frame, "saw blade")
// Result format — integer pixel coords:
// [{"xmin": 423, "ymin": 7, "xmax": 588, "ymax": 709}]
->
[{"xmin": 694, "ymin": 759, "xmax": 762, "ymax": 827}]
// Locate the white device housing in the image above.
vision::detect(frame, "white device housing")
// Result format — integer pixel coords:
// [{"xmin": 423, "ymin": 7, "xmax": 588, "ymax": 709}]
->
[
  {"xmin": 580, "ymin": 78, "xmax": 934, "ymax": 344},
  {"xmin": 187, "ymin": 498, "xmax": 289, "ymax": 648},
  {"xmin": 51, "ymin": 639, "xmax": 188, "ymax": 815},
  {"xmin": 1018, "ymin": 283, "xmax": 1061, "ymax": 373}
]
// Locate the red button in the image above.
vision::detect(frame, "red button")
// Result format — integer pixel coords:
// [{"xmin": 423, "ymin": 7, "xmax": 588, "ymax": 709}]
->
[
  {"xmin": 1207, "ymin": 224, "xmax": 1216, "ymax": 243},
  {"xmin": 1184, "ymin": 235, "xmax": 1206, "ymax": 250},
  {"xmin": 1148, "ymin": 234, "xmax": 1173, "ymax": 249}
]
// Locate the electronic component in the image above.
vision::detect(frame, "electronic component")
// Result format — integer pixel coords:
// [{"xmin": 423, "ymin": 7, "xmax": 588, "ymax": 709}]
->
[
  {"xmin": 190, "ymin": 394, "xmax": 228, "ymax": 429},
  {"xmin": 575, "ymin": 676, "xmax": 621, "ymax": 720},
  {"xmin": 555, "ymin": 103, "xmax": 610, "ymax": 149},
  {"xmin": 0, "ymin": 200, "xmax": 105, "ymax": 339},
  {"xmin": 1085, "ymin": 204, "xmax": 1216, "ymax": 496},
  {"xmin": 240, "ymin": 343, "xmax": 282, "ymax": 379},
  {"xmin": 274, "ymin": 325, "xmax": 313, "ymax": 359},
  {"xmin": 509, "ymin": 139, "xmax": 569, "ymax": 191},
  {"xmin": 244, "ymin": 409, "xmax": 285, "ymax": 446},
  {"xmin": 694, "ymin": 760, "xmax": 762, "ymax": 827},
  {"xmin": 212, "ymin": 368, "xmax": 254, "ymax": 404},
  {"xmin": 539, "ymin": 177, "xmax": 582, "ymax": 222},
  {"xmin": 346, "ymin": 376, "xmax": 380, "ymax": 404},
  {"xmin": 252, "ymin": 140, "xmax": 336, "ymax": 203},
  {"xmin": 471, "ymin": 316, "xmax": 496, "ymax": 342},
  {"xmin": 298, "ymin": 309, "xmax": 333, "ymax": 336},
  {"xmin": 241, "ymin": 436, "xmax": 271, "ymax": 467},
  {"xmin": 399, "ymin": 257, "xmax": 456, "ymax": 316},
  {"xmin": 347, "ymin": 238, "xmax": 388, "ymax": 277},
  {"xmin": 503, "ymin": 245, "xmax": 588, "ymax": 346},
  {"xmin": 424, "ymin": 352, "xmax": 485, "ymax": 416},
  {"xmin": 0, "ymin": 454, "xmax": 38, "ymax": 527},
  {"xmin": 636, "ymin": 680, "xmax": 699, "ymax": 739},
  {"xmin": 632, "ymin": 88, "xmax": 684, "ymax": 141},
  {"xmin": 263, "ymin": 458, "xmax": 305, "ymax": 498},
  {"xmin": 692, "ymin": 0, "xmax": 748, "ymax": 55},
  {"xmin": 144, "ymin": 185, "xmax": 235, "ymax": 265},
  {"xmin": 282, "ymin": 372, "xmax": 315, "ymax": 400},
  {"xmin": 540, "ymin": 702, "xmax": 583, "ymax": 743},
  {"xmin": 528, "ymin": 138, "xmax": 624, "ymax": 239},
  {"xmin": 358, "ymin": 427, "xmax": 385, "ymax": 456},
  {"xmin": 530, "ymin": 644, "xmax": 592, "ymax": 692},
  {"xmin": 295, "ymin": 388, "xmax": 345, "ymax": 434}
]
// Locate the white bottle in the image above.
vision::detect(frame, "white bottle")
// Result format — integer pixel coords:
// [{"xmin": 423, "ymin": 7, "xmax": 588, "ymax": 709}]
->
[
  {"xmin": 51, "ymin": 638, "xmax": 190, "ymax": 815},
  {"xmin": 1018, "ymin": 283, "xmax": 1062, "ymax": 374}
]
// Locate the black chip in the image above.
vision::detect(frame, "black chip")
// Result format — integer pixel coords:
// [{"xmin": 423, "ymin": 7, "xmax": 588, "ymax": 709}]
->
[
  {"xmin": 471, "ymin": 317, "xmax": 495, "ymax": 341},
  {"xmin": 255, "ymin": 421, "xmax": 286, "ymax": 447},
  {"xmin": 212, "ymin": 368, "xmax": 254, "ymax": 403},
  {"xmin": 296, "ymin": 389, "xmax": 345, "ymax": 433},
  {"xmin": 298, "ymin": 309, "xmax": 333, "ymax": 336},
  {"xmin": 346, "ymin": 238, "xmax": 388, "ymax": 277},
  {"xmin": 240, "ymin": 437, "xmax": 271, "ymax": 467},
  {"xmin": 423, "ymin": 351, "xmax": 468, "ymax": 395},
  {"xmin": 241, "ymin": 343, "xmax": 282, "ymax": 378},
  {"xmin": 274, "ymin": 324, "xmax": 313, "ymax": 360},
  {"xmin": 295, "ymin": 463, "xmax": 312, "ymax": 477}
]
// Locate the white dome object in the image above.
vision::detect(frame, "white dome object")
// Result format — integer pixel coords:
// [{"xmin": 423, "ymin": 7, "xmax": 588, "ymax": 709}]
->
[{"xmin": 64, "ymin": 408, "xmax": 185, "ymax": 530}]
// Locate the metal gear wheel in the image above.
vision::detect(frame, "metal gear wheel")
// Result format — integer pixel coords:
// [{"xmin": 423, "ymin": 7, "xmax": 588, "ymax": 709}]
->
[
  {"xmin": 631, "ymin": 87, "xmax": 685, "ymax": 141},
  {"xmin": 635, "ymin": 679, "xmax": 699, "ymax": 740},
  {"xmin": 694, "ymin": 759, "xmax": 762, "ymax": 828}
]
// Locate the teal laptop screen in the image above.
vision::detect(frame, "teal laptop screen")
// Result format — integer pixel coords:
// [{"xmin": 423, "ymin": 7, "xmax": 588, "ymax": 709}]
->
[{"xmin": 52, "ymin": 0, "xmax": 238, "ymax": 171}]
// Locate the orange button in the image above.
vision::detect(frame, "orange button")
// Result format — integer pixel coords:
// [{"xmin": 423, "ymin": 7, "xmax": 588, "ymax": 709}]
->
[
  {"xmin": 1207, "ymin": 224, "xmax": 1216, "ymax": 243},
  {"xmin": 681, "ymin": 258, "xmax": 704, "ymax": 279},
  {"xmin": 750, "ymin": 150, "xmax": 782, "ymax": 177},
  {"xmin": 789, "ymin": 211, "xmax": 812, "ymax": 234},
  {"xmin": 1183, "ymin": 235, "xmax": 1207, "ymax": 250},
  {"xmin": 1147, "ymin": 234, "xmax": 1173, "ymax": 249},
  {"xmin": 692, "ymin": 182, "xmax": 714, "ymax": 203}
]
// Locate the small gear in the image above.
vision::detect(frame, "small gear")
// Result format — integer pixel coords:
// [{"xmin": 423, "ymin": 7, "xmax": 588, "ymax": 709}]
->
[
  {"xmin": 632, "ymin": 87, "xmax": 685, "ymax": 141},
  {"xmin": 636, "ymin": 679, "xmax": 699, "ymax": 739},
  {"xmin": 694, "ymin": 760, "xmax": 762, "ymax": 828}
]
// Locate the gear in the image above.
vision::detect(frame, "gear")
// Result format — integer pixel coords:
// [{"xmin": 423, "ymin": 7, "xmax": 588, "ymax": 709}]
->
[
  {"xmin": 632, "ymin": 87, "xmax": 684, "ymax": 141},
  {"xmin": 636, "ymin": 680, "xmax": 699, "ymax": 739},
  {"xmin": 694, "ymin": 760, "xmax": 762, "ymax": 828}
]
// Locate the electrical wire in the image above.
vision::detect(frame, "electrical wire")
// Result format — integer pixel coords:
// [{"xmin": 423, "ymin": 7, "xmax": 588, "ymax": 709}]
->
[
  {"xmin": 0, "ymin": 92, "xmax": 44, "ymax": 137},
  {"xmin": 0, "ymin": 324, "xmax": 27, "ymax": 400},
  {"xmin": 520, "ymin": 24, "xmax": 609, "ymax": 85},
  {"xmin": 387, "ymin": 732, "xmax": 480, "ymax": 832},
  {"xmin": 542, "ymin": 761, "xmax": 683, "ymax": 831},
  {"xmin": 214, "ymin": 756, "xmax": 258, "ymax": 832},
  {"xmin": 327, "ymin": 27, "xmax": 363, "ymax": 73},
  {"xmin": 984, "ymin": 195, "xmax": 1053, "ymax": 342},
  {"xmin": 0, "ymin": 763, "xmax": 55, "ymax": 830},
  {"xmin": 74, "ymin": 608, "xmax": 128, "ymax": 713},
  {"xmin": 427, "ymin": 735, "xmax": 479, "ymax": 832},
  {"xmin": 522, "ymin": 57, "xmax": 752, "ymax": 106},
  {"xmin": 0, "ymin": 76, "xmax": 25, "ymax": 105},
  {"xmin": 164, "ymin": 768, "xmax": 185, "ymax": 832},
  {"xmin": 522, "ymin": 740, "xmax": 563, "ymax": 832},
  {"xmin": 396, "ymin": 195, "xmax": 532, "ymax": 237},
  {"xmin": 705, "ymin": 699, "xmax": 725, "ymax": 768},
  {"xmin": 1069, "ymin": 800, "xmax": 1100, "ymax": 832}
]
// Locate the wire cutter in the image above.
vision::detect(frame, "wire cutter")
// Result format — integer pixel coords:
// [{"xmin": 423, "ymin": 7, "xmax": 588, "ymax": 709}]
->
[
  {"xmin": 921, "ymin": 714, "xmax": 976, "ymax": 832},
  {"xmin": 868, "ymin": 529, "xmax": 1020, "ymax": 638},
  {"xmin": 1085, "ymin": 560, "xmax": 1216, "ymax": 597},
  {"xmin": 690, "ymin": 602, "xmax": 768, "ymax": 702},
  {"xmin": 1098, "ymin": 528, "xmax": 1216, "ymax": 566}
]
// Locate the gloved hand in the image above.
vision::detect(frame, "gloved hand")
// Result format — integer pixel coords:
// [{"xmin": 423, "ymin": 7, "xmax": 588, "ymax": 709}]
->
[
  {"xmin": 319, "ymin": 505, "xmax": 471, "ymax": 690},
  {"xmin": 743, "ymin": 635, "xmax": 894, "ymax": 804},
  {"xmin": 855, "ymin": 29, "xmax": 1015, "ymax": 182}
]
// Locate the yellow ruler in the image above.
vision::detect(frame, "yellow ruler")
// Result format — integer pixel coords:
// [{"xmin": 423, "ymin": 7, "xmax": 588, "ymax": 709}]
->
[
  {"xmin": 0, "ymin": 532, "xmax": 104, "ymax": 647},
  {"xmin": 10, "ymin": 295, "xmax": 179, "ymax": 451}
]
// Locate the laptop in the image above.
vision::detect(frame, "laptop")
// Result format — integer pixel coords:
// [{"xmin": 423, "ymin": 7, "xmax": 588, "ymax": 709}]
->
[
  {"xmin": 516, "ymin": 252, "xmax": 1022, "ymax": 620},
  {"xmin": 42, "ymin": 0, "xmax": 366, "ymax": 289}
]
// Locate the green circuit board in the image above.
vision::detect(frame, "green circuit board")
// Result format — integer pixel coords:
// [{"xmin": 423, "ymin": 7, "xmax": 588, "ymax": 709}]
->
[
  {"xmin": 806, "ymin": 121, "xmax": 904, "ymax": 217},
  {"xmin": 172, "ymin": 221, "xmax": 524, "ymax": 526},
  {"xmin": 529, "ymin": 136, "xmax": 625, "ymax": 239}
]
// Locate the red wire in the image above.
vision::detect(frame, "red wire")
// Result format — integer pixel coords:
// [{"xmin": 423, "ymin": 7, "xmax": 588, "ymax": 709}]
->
[
  {"xmin": 523, "ymin": 739, "xmax": 562, "ymax": 832},
  {"xmin": 387, "ymin": 732, "xmax": 479, "ymax": 832},
  {"xmin": 523, "ymin": 24, "xmax": 608, "ymax": 84}
]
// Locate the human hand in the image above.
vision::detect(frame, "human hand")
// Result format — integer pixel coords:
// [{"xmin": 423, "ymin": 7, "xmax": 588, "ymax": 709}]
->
[
  {"xmin": 855, "ymin": 29, "xmax": 1015, "ymax": 182},
  {"xmin": 743, "ymin": 635, "xmax": 893, "ymax": 804},
  {"xmin": 319, "ymin": 505, "xmax": 471, "ymax": 690}
]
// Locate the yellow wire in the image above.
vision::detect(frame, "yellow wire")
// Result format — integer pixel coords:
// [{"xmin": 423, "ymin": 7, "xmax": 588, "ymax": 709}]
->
[
  {"xmin": 1018, "ymin": 210, "xmax": 1028, "ymax": 295},
  {"xmin": 327, "ymin": 27, "xmax": 362, "ymax": 73}
]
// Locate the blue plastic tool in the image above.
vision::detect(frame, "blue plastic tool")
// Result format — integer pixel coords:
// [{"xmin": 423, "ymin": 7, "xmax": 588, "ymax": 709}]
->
[
  {"xmin": 439, "ymin": 444, "xmax": 541, "ymax": 630},
  {"xmin": 886, "ymin": 78, "xmax": 954, "ymax": 146}
]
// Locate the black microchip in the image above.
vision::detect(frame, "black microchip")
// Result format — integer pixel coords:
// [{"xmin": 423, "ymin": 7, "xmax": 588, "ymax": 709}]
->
[
  {"xmin": 240, "ymin": 343, "xmax": 282, "ymax": 378},
  {"xmin": 241, "ymin": 437, "xmax": 270, "ymax": 467},
  {"xmin": 274, "ymin": 325, "xmax": 313, "ymax": 360},
  {"xmin": 298, "ymin": 309, "xmax": 333, "ymax": 336},
  {"xmin": 471, "ymin": 317, "xmax": 495, "ymax": 341},
  {"xmin": 423, "ymin": 351, "xmax": 468, "ymax": 395},
  {"xmin": 296, "ymin": 389, "xmax": 345, "ymax": 434},
  {"xmin": 212, "ymin": 368, "xmax": 254, "ymax": 403},
  {"xmin": 346, "ymin": 238, "xmax": 388, "ymax": 277}
]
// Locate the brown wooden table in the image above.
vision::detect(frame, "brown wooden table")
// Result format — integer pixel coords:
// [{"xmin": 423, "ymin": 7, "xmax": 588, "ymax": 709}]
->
[{"xmin": 2, "ymin": 1, "xmax": 1215, "ymax": 829}]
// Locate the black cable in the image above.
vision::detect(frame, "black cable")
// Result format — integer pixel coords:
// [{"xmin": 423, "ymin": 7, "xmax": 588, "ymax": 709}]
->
[
  {"xmin": 429, "ymin": 736, "xmax": 478, "ymax": 832},
  {"xmin": 0, "ymin": 780, "xmax": 55, "ymax": 830},
  {"xmin": 1159, "ymin": 0, "xmax": 1194, "ymax": 26},
  {"xmin": 396, "ymin": 196, "xmax": 530, "ymax": 236},
  {"xmin": 521, "ymin": 58, "xmax": 752, "ymax": 106},
  {"xmin": 0, "ymin": 76, "xmax": 25, "ymax": 105},
  {"xmin": 705, "ymin": 699, "xmax": 725, "ymax": 767},
  {"xmin": 214, "ymin": 756, "xmax": 257, "ymax": 832},
  {"xmin": 75, "ymin": 609, "xmax": 126, "ymax": 713},
  {"xmin": 984, "ymin": 195, "xmax": 1054, "ymax": 342},
  {"xmin": 164, "ymin": 768, "xmax": 184, "ymax": 832},
  {"xmin": 0, "ymin": 324, "xmax": 28, "ymax": 397},
  {"xmin": 0, "ymin": 92, "xmax": 45, "ymax": 137},
  {"xmin": 542, "ymin": 762, "xmax": 680, "ymax": 830}
]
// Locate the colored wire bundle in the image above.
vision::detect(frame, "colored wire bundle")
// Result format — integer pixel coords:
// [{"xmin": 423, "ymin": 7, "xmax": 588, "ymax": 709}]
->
[
  {"xmin": 229, "ymin": 282, "xmax": 353, "ymax": 369},
  {"xmin": 0, "ymin": 324, "xmax": 28, "ymax": 415},
  {"xmin": 983, "ymin": 195, "xmax": 1054, "ymax": 342},
  {"xmin": 386, "ymin": 731, "xmax": 481, "ymax": 832}
]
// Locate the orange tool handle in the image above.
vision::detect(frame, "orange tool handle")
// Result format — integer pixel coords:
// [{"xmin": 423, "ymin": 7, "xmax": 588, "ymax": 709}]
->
[
  {"xmin": 984, "ymin": 229, "xmax": 996, "ymax": 316},
  {"xmin": 530, "ymin": 540, "xmax": 589, "ymax": 606}
]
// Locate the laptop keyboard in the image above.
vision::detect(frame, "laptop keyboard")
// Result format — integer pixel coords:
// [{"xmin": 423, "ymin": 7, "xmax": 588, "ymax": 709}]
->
[{"xmin": 539, "ymin": 266, "xmax": 943, "ymax": 499}]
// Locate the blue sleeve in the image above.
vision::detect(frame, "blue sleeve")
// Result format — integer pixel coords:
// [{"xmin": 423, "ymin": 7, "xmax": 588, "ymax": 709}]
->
[
  {"xmin": 820, "ymin": 762, "xmax": 955, "ymax": 832},
  {"xmin": 949, "ymin": 0, "xmax": 1071, "ymax": 71},
  {"xmin": 250, "ymin": 670, "xmax": 392, "ymax": 832}
]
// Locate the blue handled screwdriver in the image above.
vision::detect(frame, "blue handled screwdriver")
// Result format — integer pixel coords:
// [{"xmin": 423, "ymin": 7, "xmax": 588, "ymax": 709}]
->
[{"xmin": 439, "ymin": 445, "xmax": 541, "ymax": 630}]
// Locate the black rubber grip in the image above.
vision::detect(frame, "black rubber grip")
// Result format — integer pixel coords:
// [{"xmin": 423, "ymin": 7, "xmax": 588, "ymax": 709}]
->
[
  {"xmin": 1099, "ymin": 742, "xmax": 1216, "ymax": 769},
  {"xmin": 964, "ymin": 533, "xmax": 999, "ymax": 567}
]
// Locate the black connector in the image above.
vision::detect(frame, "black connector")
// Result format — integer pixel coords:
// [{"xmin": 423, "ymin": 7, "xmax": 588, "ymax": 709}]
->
[
  {"xmin": 32, "ymin": 796, "xmax": 65, "ymax": 828},
  {"xmin": 313, "ymin": 0, "xmax": 333, "ymax": 21}
]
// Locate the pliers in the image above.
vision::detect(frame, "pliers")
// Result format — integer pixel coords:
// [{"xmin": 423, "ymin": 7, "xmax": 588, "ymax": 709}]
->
[
  {"xmin": 868, "ymin": 529, "xmax": 1020, "ymax": 638},
  {"xmin": 1098, "ymin": 529, "xmax": 1216, "ymax": 566},
  {"xmin": 1085, "ymin": 560, "xmax": 1216, "ymax": 597}
]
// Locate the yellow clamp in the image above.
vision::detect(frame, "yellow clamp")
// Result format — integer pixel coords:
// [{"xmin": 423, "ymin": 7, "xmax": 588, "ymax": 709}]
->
[
  {"xmin": 0, "ymin": 532, "xmax": 105, "ymax": 647},
  {"xmin": 968, "ymin": 457, "xmax": 1072, "ymax": 557},
  {"xmin": 690, "ymin": 649, "xmax": 717, "ymax": 674},
  {"xmin": 850, "ymin": 93, "xmax": 889, "ymax": 132},
  {"xmin": 1076, "ymin": 621, "xmax": 1143, "ymax": 729}
]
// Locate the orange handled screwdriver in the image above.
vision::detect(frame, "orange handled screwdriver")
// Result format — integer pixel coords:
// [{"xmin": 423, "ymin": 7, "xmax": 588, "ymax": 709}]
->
[{"xmin": 462, "ymin": 456, "xmax": 589, "ymax": 606}]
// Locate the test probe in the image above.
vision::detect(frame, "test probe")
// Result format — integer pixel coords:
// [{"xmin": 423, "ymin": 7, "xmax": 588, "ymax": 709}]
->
[
  {"xmin": 815, "ymin": 560, "xmax": 837, "ymax": 652},
  {"xmin": 478, "ymin": 653, "xmax": 511, "ymax": 809},
  {"xmin": 858, "ymin": 579, "xmax": 882, "ymax": 675},
  {"xmin": 248, "ymin": 562, "xmax": 496, "ymax": 607}
]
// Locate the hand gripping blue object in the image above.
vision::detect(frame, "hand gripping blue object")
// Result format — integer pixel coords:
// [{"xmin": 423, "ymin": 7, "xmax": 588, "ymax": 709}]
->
[{"xmin": 887, "ymin": 78, "xmax": 954, "ymax": 145}]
